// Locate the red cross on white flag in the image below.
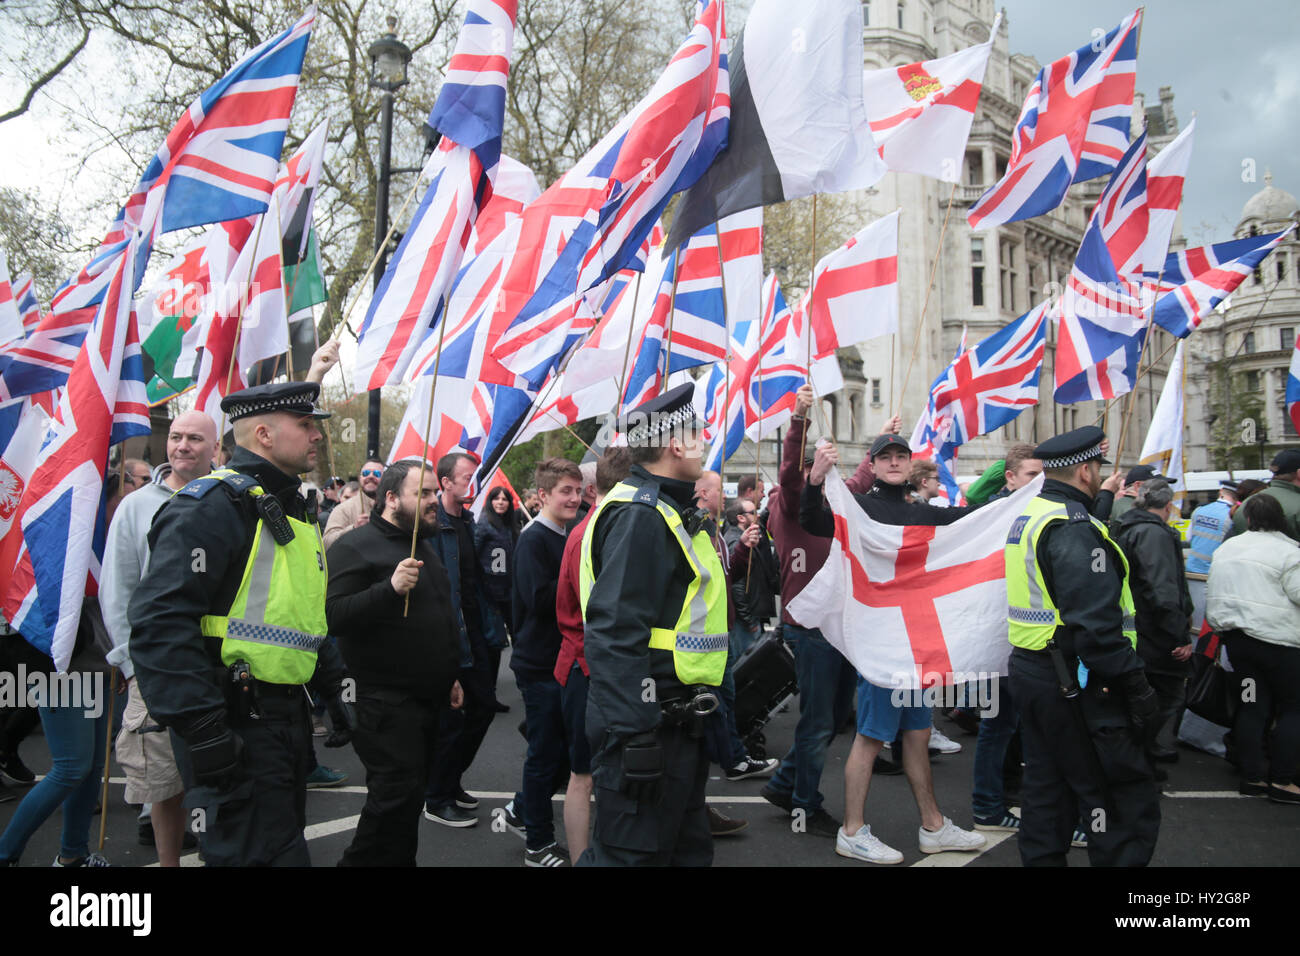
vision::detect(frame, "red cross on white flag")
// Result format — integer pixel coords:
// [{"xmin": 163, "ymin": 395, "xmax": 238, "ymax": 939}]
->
[{"xmin": 787, "ymin": 467, "xmax": 1044, "ymax": 689}]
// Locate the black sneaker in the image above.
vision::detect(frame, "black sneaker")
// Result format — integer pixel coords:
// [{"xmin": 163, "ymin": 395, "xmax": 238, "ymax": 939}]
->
[
  {"xmin": 138, "ymin": 819, "xmax": 155, "ymax": 846},
  {"xmin": 708, "ymin": 806, "xmax": 748, "ymax": 836},
  {"xmin": 973, "ymin": 810, "xmax": 1021, "ymax": 832},
  {"xmin": 501, "ymin": 800, "xmax": 526, "ymax": 837},
  {"xmin": 53, "ymin": 853, "xmax": 111, "ymax": 867},
  {"xmin": 455, "ymin": 789, "xmax": 479, "ymax": 810},
  {"xmin": 802, "ymin": 807, "xmax": 840, "ymax": 838},
  {"xmin": 760, "ymin": 783, "xmax": 793, "ymax": 813},
  {"xmin": 725, "ymin": 755, "xmax": 779, "ymax": 781},
  {"xmin": 524, "ymin": 842, "xmax": 570, "ymax": 867},
  {"xmin": 0, "ymin": 750, "xmax": 35, "ymax": 786},
  {"xmin": 424, "ymin": 803, "xmax": 477, "ymax": 828},
  {"xmin": 873, "ymin": 754, "xmax": 903, "ymax": 776}
]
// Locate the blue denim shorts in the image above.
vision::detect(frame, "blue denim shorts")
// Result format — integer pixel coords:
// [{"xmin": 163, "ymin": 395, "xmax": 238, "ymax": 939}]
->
[{"xmin": 855, "ymin": 675, "xmax": 931, "ymax": 743}]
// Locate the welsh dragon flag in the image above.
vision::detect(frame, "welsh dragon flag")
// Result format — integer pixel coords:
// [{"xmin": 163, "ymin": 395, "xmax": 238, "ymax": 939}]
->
[{"xmin": 787, "ymin": 466, "xmax": 1044, "ymax": 689}]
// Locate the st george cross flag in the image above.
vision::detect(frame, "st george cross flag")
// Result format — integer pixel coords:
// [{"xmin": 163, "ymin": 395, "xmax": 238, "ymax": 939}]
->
[
  {"xmin": 1, "ymin": 239, "xmax": 151, "ymax": 669},
  {"xmin": 666, "ymin": 0, "xmax": 885, "ymax": 249},
  {"xmin": 1138, "ymin": 339, "xmax": 1186, "ymax": 505},
  {"xmin": 967, "ymin": 9, "xmax": 1141, "ymax": 231},
  {"xmin": 1287, "ymin": 331, "xmax": 1300, "ymax": 437},
  {"xmin": 1137, "ymin": 118, "xmax": 1194, "ymax": 279},
  {"xmin": 788, "ymin": 467, "xmax": 1045, "ymax": 688},
  {"xmin": 355, "ymin": 0, "xmax": 518, "ymax": 392},
  {"xmin": 861, "ymin": 13, "xmax": 1000, "ymax": 183},
  {"xmin": 806, "ymin": 211, "xmax": 899, "ymax": 360},
  {"xmin": 1149, "ymin": 226, "xmax": 1295, "ymax": 338}
]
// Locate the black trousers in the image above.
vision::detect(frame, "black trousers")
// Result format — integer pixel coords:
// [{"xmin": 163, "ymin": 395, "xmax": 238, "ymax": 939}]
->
[
  {"xmin": 340, "ymin": 690, "xmax": 443, "ymax": 867},
  {"xmin": 427, "ymin": 653, "xmax": 497, "ymax": 808},
  {"xmin": 173, "ymin": 688, "xmax": 312, "ymax": 867},
  {"xmin": 1224, "ymin": 632, "xmax": 1300, "ymax": 786},
  {"xmin": 1010, "ymin": 651, "xmax": 1160, "ymax": 867},
  {"xmin": 579, "ymin": 722, "xmax": 712, "ymax": 867},
  {"xmin": 1144, "ymin": 670, "xmax": 1187, "ymax": 755}
]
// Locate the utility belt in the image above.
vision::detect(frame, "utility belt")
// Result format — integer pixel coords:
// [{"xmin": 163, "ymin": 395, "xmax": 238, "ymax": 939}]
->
[
  {"xmin": 223, "ymin": 658, "xmax": 307, "ymax": 722},
  {"xmin": 1010, "ymin": 644, "xmax": 1078, "ymax": 683},
  {"xmin": 658, "ymin": 685, "xmax": 721, "ymax": 737}
]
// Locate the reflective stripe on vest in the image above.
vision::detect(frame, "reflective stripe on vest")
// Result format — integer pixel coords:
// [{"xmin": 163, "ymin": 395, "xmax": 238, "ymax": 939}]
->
[
  {"xmin": 579, "ymin": 481, "xmax": 729, "ymax": 686},
  {"xmin": 1005, "ymin": 495, "xmax": 1138, "ymax": 651},
  {"xmin": 195, "ymin": 473, "xmax": 328, "ymax": 685}
]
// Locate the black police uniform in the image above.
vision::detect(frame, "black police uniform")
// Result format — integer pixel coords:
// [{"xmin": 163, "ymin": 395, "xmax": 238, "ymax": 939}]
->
[
  {"xmin": 1009, "ymin": 426, "xmax": 1161, "ymax": 867},
  {"xmin": 128, "ymin": 384, "xmax": 347, "ymax": 867}
]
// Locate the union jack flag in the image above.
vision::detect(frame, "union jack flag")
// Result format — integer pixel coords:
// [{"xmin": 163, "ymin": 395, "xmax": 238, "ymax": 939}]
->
[
  {"xmin": 967, "ymin": 9, "xmax": 1141, "ymax": 231},
  {"xmin": 1054, "ymin": 132, "xmax": 1150, "ymax": 399},
  {"xmin": 0, "ymin": 251, "xmax": 20, "ymax": 347},
  {"xmin": 0, "ymin": 306, "xmax": 96, "ymax": 402},
  {"xmin": 13, "ymin": 274, "xmax": 40, "ymax": 335},
  {"xmin": 489, "ymin": 0, "xmax": 728, "ymax": 389},
  {"xmin": 1149, "ymin": 226, "xmax": 1295, "ymax": 338},
  {"xmin": 0, "ymin": 238, "xmax": 150, "ymax": 669},
  {"xmin": 1287, "ymin": 330, "xmax": 1300, "ymax": 437},
  {"xmin": 355, "ymin": 0, "xmax": 518, "ymax": 392},
  {"xmin": 1138, "ymin": 118, "xmax": 1194, "ymax": 279},
  {"xmin": 51, "ymin": 7, "xmax": 314, "ymax": 319}
]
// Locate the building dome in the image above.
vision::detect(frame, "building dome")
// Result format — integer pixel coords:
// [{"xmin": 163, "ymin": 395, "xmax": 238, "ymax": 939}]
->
[{"xmin": 1239, "ymin": 170, "xmax": 1299, "ymax": 227}]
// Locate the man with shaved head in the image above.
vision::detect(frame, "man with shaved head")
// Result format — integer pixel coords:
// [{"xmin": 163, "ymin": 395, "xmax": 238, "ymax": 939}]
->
[
  {"xmin": 129, "ymin": 383, "xmax": 351, "ymax": 866},
  {"xmin": 102, "ymin": 410, "xmax": 217, "ymax": 865}
]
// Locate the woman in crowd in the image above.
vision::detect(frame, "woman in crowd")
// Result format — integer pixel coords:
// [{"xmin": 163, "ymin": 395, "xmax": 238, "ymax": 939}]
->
[
  {"xmin": 476, "ymin": 486, "xmax": 519, "ymax": 712},
  {"xmin": 1207, "ymin": 494, "xmax": 1300, "ymax": 804}
]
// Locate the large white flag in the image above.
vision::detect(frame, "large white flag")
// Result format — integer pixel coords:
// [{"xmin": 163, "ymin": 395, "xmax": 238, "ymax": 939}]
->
[
  {"xmin": 787, "ymin": 467, "xmax": 1043, "ymax": 690},
  {"xmin": 1138, "ymin": 339, "xmax": 1186, "ymax": 505}
]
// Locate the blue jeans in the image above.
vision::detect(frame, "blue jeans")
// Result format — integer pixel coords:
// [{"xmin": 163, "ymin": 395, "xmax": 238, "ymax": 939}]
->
[
  {"xmin": 718, "ymin": 621, "xmax": 761, "ymax": 767},
  {"xmin": 0, "ymin": 703, "xmax": 109, "ymax": 863},
  {"xmin": 769, "ymin": 624, "xmax": 852, "ymax": 811},
  {"xmin": 515, "ymin": 675, "xmax": 568, "ymax": 851},
  {"xmin": 971, "ymin": 677, "xmax": 1021, "ymax": 820}
]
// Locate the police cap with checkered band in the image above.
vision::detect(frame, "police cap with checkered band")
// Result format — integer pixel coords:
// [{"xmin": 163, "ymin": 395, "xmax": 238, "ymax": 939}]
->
[
  {"xmin": 1032, "ymin": 425, "xmax": 1111, "ymax": 469},
  {"xmin": 221, "ymin": 382, "xmax": 332, "ymax": 422}
]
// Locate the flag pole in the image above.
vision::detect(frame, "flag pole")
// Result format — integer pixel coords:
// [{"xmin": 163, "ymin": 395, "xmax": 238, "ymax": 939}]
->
[
  {"xmin": 663, "ymin": 251, "xmax": 682, "ymax": 393},
  {"xmin": 747, "ymin": 271, "xmax": 764, "ymax": 590},
  {"xmin": 895, "ymin": 181, "xmax": 958, "ymax": 419},
  {"xmin": 717, "ymin": 230, "xmax": 733, "ymax": 480},
  {"xmin": 404, "ymin": 312, "xmax": 452, "ymax": 617},
  {"xmin": 1113, "ymin": 252, "xmax": 1172, "ymax": 469},
  {"xmin": 274, "ymin": 200, "xmax": 297, "ymax": 383},
  {"xmin": 800, "ymin": 194, "xmax": 819, "ymax": 467},
  {"xmin": 97, "ymin": 670, "xmax": 117, "ymax": 852},
  {"xmin": 328, "ymin": 172, "xmax": 423, "ymax": 343},
  {"xmin": 616, "ymin": 270, "xmax": 644, "ymax": 409}
]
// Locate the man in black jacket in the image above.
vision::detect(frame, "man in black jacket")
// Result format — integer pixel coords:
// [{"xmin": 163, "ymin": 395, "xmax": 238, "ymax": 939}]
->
[
  {"xmin": 329, "ymin": 460, "xmax": 463, "ymax": 866},
  {"xmin": 1114, "ymin": 478, "xmax": 1194, "ymax": 770}
]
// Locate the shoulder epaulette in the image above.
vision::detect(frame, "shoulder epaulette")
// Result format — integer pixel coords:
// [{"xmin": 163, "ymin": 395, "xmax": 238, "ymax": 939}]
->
[
  {"xmin": 631, "ymin": 481, "xmax": 660, "ymax": 507},
  {"xmin": 175, "ymin": 470, "xmax": 261, "ymax": 500},
  {"xmin": 1064, "ymin": 499, "xmax": 1092, "ymax": 523}
]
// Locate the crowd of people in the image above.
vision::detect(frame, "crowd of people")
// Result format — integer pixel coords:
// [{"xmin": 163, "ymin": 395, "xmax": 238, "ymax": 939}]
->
[{"xmin": 0, "ymin": 372, "xmax": 1297, "ymax": 868}]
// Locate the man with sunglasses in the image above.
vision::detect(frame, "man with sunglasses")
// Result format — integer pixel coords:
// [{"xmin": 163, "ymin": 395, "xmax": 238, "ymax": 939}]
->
[{"xmin": 324, "ymin": 458, "xmax": 385, "ymax": 548}]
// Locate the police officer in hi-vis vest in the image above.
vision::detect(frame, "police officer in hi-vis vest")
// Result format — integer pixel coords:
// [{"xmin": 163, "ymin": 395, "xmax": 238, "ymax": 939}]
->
[
  {"xmin": 1004, "ymin": 425, "xmax": 1161, "ymax": 867},
  {"xmin": 129, "ymin": 383, "xmax": 351, "ymax": 866},
  {"xmin": 578, "ymin": 383, "xmax": 729, "ymax": 866}
]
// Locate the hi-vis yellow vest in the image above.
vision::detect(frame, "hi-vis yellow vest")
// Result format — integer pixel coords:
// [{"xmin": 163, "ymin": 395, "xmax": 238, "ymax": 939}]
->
[
  {"xmin": 181, "ymin": 469, "xmax": 329, "ymax": 685},
  {"xmin": 579, "ymin": 481, "xmax": 729, "ymax": 686},
  {"xmin": 1004, "ymin": 495, "xmax": 1137, "ymax": 651}
]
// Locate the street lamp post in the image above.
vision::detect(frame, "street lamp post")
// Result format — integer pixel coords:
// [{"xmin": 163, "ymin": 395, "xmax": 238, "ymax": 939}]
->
[{"xmin": 366, "ymin": 16, "xmax": 412, "ymax": 460}]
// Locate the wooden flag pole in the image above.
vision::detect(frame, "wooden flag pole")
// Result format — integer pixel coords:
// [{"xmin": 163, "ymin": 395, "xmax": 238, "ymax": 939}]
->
[
  {"xmin": 1112, "ymin": 320, "xmax": 1155, "ymax": 470},
  {"xmin": 799, "ymin": 194, "xmax": 819, "ymax": 468},
  {"xmin": 616, "ymin": 270, "xmax": 644, "ymax": 408},
  {"xmin": 716, "ymin": 230, "xmax": 733, "ymax": 478},
  {"xmin": 97, "ymin": 671, "xmax": 117, "ymax": 852},
  {"xmin": 329, "ymin": 172, "xmax": 423, "ymax": 344},
  {"xmin": 746, "ymin": 271, "xmax": 765, "ymax": 590},
  {"xmin": 217, "ymin": 210, "xmax": 271, "ymax": 441},
  {"xmin": 404, "ymin": 314, "xmax": 453, "ymax": 617},
  {"xmin": 895, "ymin": 180, "xmax": 958, "ymax": 420},
  {"xmin": 662, "ymin": 253, "xmax": 682, "ymax": 392}
]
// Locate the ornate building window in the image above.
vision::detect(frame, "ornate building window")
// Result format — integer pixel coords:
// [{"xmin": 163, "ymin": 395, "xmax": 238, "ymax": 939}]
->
[
  {"xmin": 1282, "ymin": 327, "xmax": 1294, "ymax": 352},
  {"xmin": 1244, "ymin": 331, "xmax": 1256, "ymax": 355},
  {"xmin": 971, "ymin": 238, "xmax": 985, "ymax": 307},
  {"xmin": 897, "ymin": 1, "xmax": 905, "ymax": 30},
  {"xmin": 871, "ymin": 377, "xmax": 882, "ymax": 406}
]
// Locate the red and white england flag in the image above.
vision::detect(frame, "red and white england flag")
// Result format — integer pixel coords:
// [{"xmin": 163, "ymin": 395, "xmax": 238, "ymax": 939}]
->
[
  {"xmin": 787, "ymin": 467, "xmax": 1044, "ymax": 689},
  {"xmin": 861, "ymin": 13, "xmax": 1000, "ymax": 183},
  {"xmin": 807, "ymin": 211, "xmax": 899, "ymax": 360}
]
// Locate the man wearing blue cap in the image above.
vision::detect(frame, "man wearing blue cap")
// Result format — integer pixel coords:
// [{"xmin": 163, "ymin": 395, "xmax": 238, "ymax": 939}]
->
[
  {"xmin": 1003, "ymin": 425, "xmax": 1161, "ymax": 866},
  {"xmin": 129, "ymin": 382, "xmax": 352, "ymax": 866}
]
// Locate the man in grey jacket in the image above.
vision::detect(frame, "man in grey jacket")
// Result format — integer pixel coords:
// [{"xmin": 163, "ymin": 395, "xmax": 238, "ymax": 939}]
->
[{"xmin": 101, "ymin": 411, "xmax": 217, "ymax": 866}]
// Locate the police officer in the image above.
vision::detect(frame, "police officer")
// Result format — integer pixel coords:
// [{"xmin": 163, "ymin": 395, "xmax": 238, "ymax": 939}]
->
[
  {"xmin": 1186, "ymin": 479, "xmax": 1238, "ymax": 630},
  {"xmin": 577, "ymin": 383, "xmax": 729, "ymax": 866},
  {"xmin": 128, "ymin": 383, "xmax": 351, "ymax": 867},
  {"xmin": 1003, "ymin": 425, "xmax": 1161, "ymax": 867}
]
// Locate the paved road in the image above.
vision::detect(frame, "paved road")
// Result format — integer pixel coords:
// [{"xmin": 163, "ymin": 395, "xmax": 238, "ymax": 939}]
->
[{"xmin": 3, "ymin": 653, "xmax": 1297, "ymax": 868}]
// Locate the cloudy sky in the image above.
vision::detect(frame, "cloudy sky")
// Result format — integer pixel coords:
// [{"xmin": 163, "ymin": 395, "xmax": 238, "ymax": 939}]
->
[{"xmin": 1000, "ymin": 0, "xmax": 1300, "ymax": 242}]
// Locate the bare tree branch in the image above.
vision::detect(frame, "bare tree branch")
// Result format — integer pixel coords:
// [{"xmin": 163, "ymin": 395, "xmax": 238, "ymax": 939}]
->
[{"xmin": 0, "ymin": 25, "xmax": 91, "ymax": 124}]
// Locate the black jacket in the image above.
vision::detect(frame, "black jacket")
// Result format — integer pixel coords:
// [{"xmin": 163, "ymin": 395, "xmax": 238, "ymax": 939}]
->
[
  {"xmin": 725, "ymin": 526, "xmax": 779, "ymax": 627},
  {"xmin": 474, "ymin": 512, "xmax": 516, "ymax": 606},
  {"xmin": 1115, "ymin": 507, "xmax": 1193, "ymax": 675},
  {"xmin": 326, "ymin": 513, "xmax": 461, "ymax": 698},
  {"xmin": 128, "ymin": 447, "xmax": 346, "ymax": 736},
  {"xmin": 1032, "ymin": 480, "xmax": 1145, "ymax": 681},
  {"xmin": 584, "ymin": 464, "xmax": 700, "ymax": 741},
  {"xmin": 799, "ymin": 476, "xmax": 975, "ymax": 533},
  {"xmin": 510, "ymin": 518, "xmax": 568, "ymax": 681}
]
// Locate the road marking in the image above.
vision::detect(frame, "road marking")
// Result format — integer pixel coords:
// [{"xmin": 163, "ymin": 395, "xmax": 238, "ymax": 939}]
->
[
  {"xmin": 1162, "ymin": 790, "xmax": 1252, "ymax": 799},
  {"xmin": 164, "ymin": 815, "xmax": 362, "ymax": 867},
  {"xmin": 911, "ymin": 830, "xmax": 1015, "ymax": 867}
]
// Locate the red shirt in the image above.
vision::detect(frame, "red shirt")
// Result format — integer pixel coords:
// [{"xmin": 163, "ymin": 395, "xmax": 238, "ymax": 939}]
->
[{"xmin": 554, "ymin": 511, "xmax": 591, "ymax": 684}]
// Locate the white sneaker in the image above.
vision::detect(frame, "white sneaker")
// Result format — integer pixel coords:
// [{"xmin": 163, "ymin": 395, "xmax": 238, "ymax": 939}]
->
[
  {"xmin": 919, "ymin": 816, "xmax": 987, "ymax": 854},
  {"xmin": 835, "ymin": 825, "xmax": 904, "ymax": 865},
  {"xmin": 928, "ymin": 725, "xmax": 962, "ymax": 754}
]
